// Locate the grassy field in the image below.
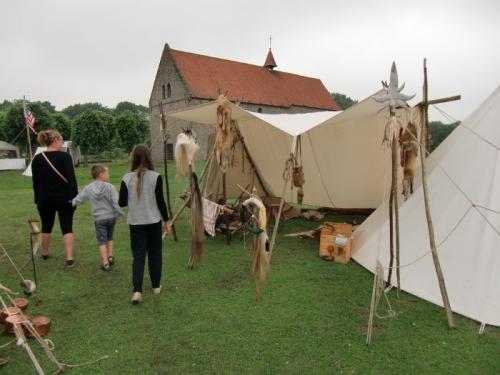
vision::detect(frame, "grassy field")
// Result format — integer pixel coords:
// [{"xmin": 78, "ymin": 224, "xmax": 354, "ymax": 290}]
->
[{"xmin": 0, "ymin": 162, "xmax": 499, "ymax": 374}]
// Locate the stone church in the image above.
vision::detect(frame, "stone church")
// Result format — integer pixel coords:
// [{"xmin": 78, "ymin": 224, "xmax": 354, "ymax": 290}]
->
[{"xmin": 149, "ymin": 44, "xmax": 340, "ymax": 161}]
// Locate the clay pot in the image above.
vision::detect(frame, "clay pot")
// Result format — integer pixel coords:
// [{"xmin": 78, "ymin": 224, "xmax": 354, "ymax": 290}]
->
[
  {"xmin": 12, "ymin": 298, "xmax": 29, "ymax": 311},
  {"xmin": 26, "ymin": 316, "xmax": 51, "ymax": 337},
  {"xmin": 0, "ymin": 306, "xmax": 21, "ymax": 323},
  {"xmin": 4, "ymin": 314, "xmax": 29, "ymax": 335}
]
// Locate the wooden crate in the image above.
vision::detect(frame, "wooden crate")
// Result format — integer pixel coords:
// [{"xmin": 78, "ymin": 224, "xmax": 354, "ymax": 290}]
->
[{"xmin": 319, "ymin": 222, "xmax": 353, "ymax": 263}]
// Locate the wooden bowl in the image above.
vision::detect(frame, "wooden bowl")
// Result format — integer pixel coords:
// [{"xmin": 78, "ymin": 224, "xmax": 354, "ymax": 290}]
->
[
  {"xmin": 12, "ymin": 298, "xmax": 29, "ymax": 311},
  {"xmin": 0, "ymin": 306, "xmax": 21, "ymax": 322},
  {"xmin": 4, "ymin": 314, "xmax": 29, "ymax": 335},
  {"xmin": 26, "ymin": 316, "xmax": 51, "ymax": 337}
]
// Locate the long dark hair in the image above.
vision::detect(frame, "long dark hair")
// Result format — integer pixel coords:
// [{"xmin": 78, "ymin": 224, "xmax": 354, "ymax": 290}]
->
[{"xmin": 130, "ymin": 144, "xmax": 155, "ymax": 199}]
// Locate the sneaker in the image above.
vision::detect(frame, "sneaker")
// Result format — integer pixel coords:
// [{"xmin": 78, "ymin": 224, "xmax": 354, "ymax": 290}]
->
[
  {"xmin": 152, "ymin": 286, "xmax": 161, "ymax": 295},
  {"xmin": 107, "ymin": 255, "xmax": 115, "ymax": 265},
  {"xmin": 101, "ymin": 263, "xmax": 110, "ymax": 272},
  {"xmin": 65, "ymin": 260, "xmax": 75, "ymax": 268},
  {"xmin": 131, "ymin": 292, "xmax": 143, "ymax": 304}
]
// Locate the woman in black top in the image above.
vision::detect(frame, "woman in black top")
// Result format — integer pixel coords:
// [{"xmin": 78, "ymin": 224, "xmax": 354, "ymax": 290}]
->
[{"xmin": 31, "ymin": 130, "xmax": 78, "ymax": 267}]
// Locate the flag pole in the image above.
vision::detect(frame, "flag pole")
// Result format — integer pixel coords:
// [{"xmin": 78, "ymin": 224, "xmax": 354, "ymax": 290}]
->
[{"xmin": 23, "ymin": 96, "xmax": 34, "ymax": 162}]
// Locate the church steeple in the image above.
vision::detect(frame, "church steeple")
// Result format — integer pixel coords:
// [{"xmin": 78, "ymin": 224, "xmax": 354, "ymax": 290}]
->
[{"xmin": 263, "ymin": 36, "xmax": 277, "ymax": 70}]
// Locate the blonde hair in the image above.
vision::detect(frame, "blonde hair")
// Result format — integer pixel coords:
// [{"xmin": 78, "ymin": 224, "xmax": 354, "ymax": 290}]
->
[{"xmin": 37, "ymin": 130, "xmax": 62, "ymax": 146}]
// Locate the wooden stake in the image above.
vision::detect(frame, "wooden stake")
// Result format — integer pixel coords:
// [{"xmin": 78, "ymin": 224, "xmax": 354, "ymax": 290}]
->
[
  {"xmin": 387, "ymin": 183, "xmax": 394, "ymax": 287},
  {"xmin": 392, "ymin": 133, "xmax": 401, "ymax": 295},
  {"xmin": 268, "ymin": 156, "xmax": 292, "ymax": 257},
  {"xmin": 420, "ymin": 58, "xmax": 455, "ymax": 329},
  {"xmin": 159, "ymin": 103, "xmax": 178, "ymax": 241}
]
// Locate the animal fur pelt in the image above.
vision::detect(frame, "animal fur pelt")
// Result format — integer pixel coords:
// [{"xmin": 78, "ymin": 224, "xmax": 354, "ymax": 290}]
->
[
  {"xmin": 175, "ymin": 129, "xmax": 199, "ymax": 178},
  {"xmin": 243, "ymin": 196, "xmax": 270, "ymax": 302},
  {"xmin": 189, "ymin": 172, "xmax": 205, "ymax": 267},
  {"xmin": 383, "ymin": 116, "xmax": 402, "ymax": 146},
  {"xmin": 399, "ymin": 121, "xmax": 419, "ymax": 200},
  {"xmin": 215, "ymin": 95, "xmax": 234, "ymax": 172}
]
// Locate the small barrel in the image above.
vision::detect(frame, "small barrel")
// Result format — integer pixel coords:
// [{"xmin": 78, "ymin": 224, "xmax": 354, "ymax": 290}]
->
[
  {"xmin": 0, "ymin": 306, "xmax": 21, "ymax": 323},
  {"xmin": 26, "ymin": 316, "xmax": 51, "ymax": 337},
  {"xmin": 4, "ymin": 314, "xmax": 29, "ymax": 335},
  {"xmin": 12, "ymin": 298, "xmax": 29, "ymax": 311}
]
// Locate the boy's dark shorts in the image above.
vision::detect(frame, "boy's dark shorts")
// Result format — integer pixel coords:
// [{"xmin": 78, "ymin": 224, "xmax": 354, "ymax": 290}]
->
[{"xmin": 95, "ymin": 218, "xmax": 116, "ymax": 246}]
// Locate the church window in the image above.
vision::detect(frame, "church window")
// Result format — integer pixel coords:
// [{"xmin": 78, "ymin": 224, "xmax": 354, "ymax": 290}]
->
[
  {"xmin": 167, "ymin": 83, "xmax": 172, "ymax": 98},
  {"xmin": 162, "ymin": 84, "xmax": 166, "ymax": 99}
]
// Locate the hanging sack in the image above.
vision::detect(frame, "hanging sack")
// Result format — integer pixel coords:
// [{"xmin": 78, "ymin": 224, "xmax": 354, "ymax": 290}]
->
[{"xmin": 293, "ymin": 166, "xmax": 304, "ymax": 187}]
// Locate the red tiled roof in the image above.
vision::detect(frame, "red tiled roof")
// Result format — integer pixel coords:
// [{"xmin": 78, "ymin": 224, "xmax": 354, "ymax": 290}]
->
[{"xmin": 170, "ymin": 48, "xmax": 340, "ymax": 111}]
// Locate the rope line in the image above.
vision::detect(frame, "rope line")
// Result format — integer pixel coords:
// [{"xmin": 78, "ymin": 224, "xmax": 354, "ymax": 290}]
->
[{"xmin": 432, "ymin": 104, "xmax": 459, "ymax": 124}]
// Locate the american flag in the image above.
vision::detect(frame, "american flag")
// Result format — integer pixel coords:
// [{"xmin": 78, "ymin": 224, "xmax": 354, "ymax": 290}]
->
[{"xmin": 23, "ymin": 100, "xmax": 36, "ymax": 132}]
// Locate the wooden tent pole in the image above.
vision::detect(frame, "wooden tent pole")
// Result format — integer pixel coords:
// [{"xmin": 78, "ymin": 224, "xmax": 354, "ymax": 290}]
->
[
  {"xmin": 392, "ymin": 131, "xmax": 401, "ymax": 295},
  {"xmin": 160, "ymin": 102, "xmax": 178, "ymax": 241},
  {"xmin": 268, "ymin": 155, "xmax": 292, "ymax": 257},
  {"xmin": 420, "ymin": 58, "xmax": 455, "ymax": 329}
]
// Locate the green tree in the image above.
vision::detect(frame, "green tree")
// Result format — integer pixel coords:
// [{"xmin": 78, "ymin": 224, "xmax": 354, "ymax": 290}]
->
[
  {"xmin": 2, "ymin": 102, "xmax": 53, "ymax": 148},
  {"xmin": 73, "ymin": 111, "xmax": 112, "ymax": 166},
  {"xmin": 0, "ymin": 112, "xmax": 6, "ymax": 140},
  {"xmin": 35, "ymin": 101, "xmax": 56, "ymax": 113},
  {"xmin": 51, "ymin": 113, "xmax": 72, "ymax": 140},
  {"xmin": 0, "ymin": 100, "xmax": 13, "ymax": 112},
  {"xmin": 429, "ymin": 121, "xmax": 459, "ymax": 152},
  {"xmin": 114, "ymin": 101, "xmax": 149, "ymax": 119},
  {"xmin": 331, "ymin": 92, "xmax": 358, "ymax": 110},
  {"xmin": 62, "ymin": 103, "xmax": 111, "ymax": 120},
  {"xmin": 115, "ymin": 111, "xmax": 149, "ymax": 152}
]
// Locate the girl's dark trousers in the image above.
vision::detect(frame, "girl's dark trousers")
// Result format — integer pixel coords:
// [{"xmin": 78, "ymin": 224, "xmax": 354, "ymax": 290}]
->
[{"xmin": 129, "ymin": 221, "xmax": 162, "ymax": 292}]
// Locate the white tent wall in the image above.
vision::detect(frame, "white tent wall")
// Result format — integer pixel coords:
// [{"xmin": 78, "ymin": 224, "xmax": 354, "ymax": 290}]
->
[
  {"xmin": 0, "ymin": 141, "xmax": 25, "ymax": 171},
  {"xmin": 169, "ymin": 92, "xmax": 417, "ymax": 209},
  {"xmin": 352, "ymin": 86, "xmax": 500, "ymax": 327}
]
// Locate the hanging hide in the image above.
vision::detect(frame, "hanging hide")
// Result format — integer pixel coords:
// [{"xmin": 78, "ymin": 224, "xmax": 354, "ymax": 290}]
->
[
  {"xmin": 189, "ymin": 172, "xmax": 205, "ymax": 267},
  {"xmin": 383, "ymin": 116, "xmax": 402, "ymax": 146},
  {"xmin": 243, "ymin": 196, "xmax": 270, "ymax": 302},
  {"xmin": 174, "ymin": 129, "xmax": 199, "ymax": 178},
  {"xmin": 399, "ymin": 121, "xmax": 419, "ymax": 200},
  {"xmin": 215, "ymin": 95, "xmax": 234, "ymax": 172}
]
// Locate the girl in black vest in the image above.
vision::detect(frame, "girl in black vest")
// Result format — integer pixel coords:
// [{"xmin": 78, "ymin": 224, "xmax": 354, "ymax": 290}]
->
[{"xmin": 119, "ymin": 145, "xmax": 172, "ymax": 304}]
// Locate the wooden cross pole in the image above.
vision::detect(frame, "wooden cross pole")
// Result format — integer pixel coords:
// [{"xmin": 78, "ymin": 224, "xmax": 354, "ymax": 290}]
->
[
  {"xmin": 418, "ymin": 58, "xmax": 459, "ymax": 329},
  {"xmin": 159, "ymin": 103, "xmax": 178, "ymax": 241}
]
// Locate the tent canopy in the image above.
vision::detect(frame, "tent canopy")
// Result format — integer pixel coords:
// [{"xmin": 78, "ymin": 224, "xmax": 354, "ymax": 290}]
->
[
  {"xmin": 352, "ymin": 85, "xmax": 500, "ymax": 327},
  {"xmin": 168, "ymin": 91, "xmax": 415, "ymax": 209}
]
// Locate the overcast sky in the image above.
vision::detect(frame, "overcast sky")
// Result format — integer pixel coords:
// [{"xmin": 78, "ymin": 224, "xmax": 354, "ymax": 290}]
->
[{"xmin": 1, "ymin": 0, "xmax": 499, "ymax": 121}]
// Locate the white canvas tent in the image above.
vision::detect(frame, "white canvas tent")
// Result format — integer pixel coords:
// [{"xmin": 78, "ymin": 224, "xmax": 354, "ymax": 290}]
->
[
  {"xmin": 168, "ymin": 92, "xmax": 416, "ymax": 209},
  {"xmin": 352, "ymin": 85, "xmax": 500, "ymax": 327},
  {"xmin": 0, "ymin": 141, "xmax": 25, "ymax": 170}
]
